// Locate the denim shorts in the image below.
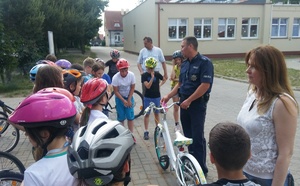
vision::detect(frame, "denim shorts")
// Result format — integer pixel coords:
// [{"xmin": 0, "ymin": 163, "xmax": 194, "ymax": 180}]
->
[
  {"xmin": 115, "ymin": 96, "xmax": 135, "ymax": 121},
  {"xmin": 144, "ymin": 97, "xmax": 161, "ymax": 114}
]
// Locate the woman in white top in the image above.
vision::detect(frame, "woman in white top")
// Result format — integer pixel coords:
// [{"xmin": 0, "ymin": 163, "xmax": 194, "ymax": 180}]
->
[{"xmin": 237, "ymin": 45, "xmax": 298, "ymax": 186}]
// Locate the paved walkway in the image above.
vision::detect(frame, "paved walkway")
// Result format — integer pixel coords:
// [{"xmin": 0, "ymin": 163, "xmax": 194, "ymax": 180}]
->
[{"xmin": 1, "ymin": 46, "xmax": 299, "ymax": 185}]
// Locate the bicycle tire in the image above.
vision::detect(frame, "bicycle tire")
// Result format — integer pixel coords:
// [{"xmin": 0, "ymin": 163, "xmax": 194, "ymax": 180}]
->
[
  {"xmin": 179, "ymin": 155, "xmax": 207, "ymax": 185},
  {"xmin": 132, "ymin": 90, "xmax": 144, "ymax": 119},
  {"xmin": 154, "ymin": 126, "xmax": 169, "ymax": 170},
  {"xmin": 105, "ymin": 90, "xmax": 144, "ymax": 120},
  {"xmin": 0, "ymin": 112, "xmax": 8, "ymax": 134},
  {"xmin": 0, "ymin": 170, "xmax": 23, "ymax": 185},
  {"xmin": 0, "ymin": 151, "xmax": 25, "ymax": 174},
  {"xmin": 0, "ymin": 118, "xmax": 20, "ymax": 153}
]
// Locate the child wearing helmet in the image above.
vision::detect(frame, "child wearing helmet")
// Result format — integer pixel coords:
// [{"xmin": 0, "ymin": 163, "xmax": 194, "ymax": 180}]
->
[
  {"xmin": 142, "ymin": 57, "xmax": 166, "ymax": 140},
  {"xmin": 67, "ymin": 118, "xmax": 134, "ymax": 186},
  {"xmin": 55, "ymin": 59, "xmax": 72, "ymax": 69},
  {"xmin": 80, "ymin": 78, "xmax": 109, "ymax": 126},
  {"xmin": 63, "ymin": 69, "xmax": 84, "ymax": 131},
  {"xmin": 111, "ymin": 58, "xmax": 136, "ymax": 133},
  {"xmin": 105, "ymin": 49, "xmax": 120, "ymax": 80},
  {"xmin": 170, "ymin": 50, "xmax": 183, "ymax": 131},
  {"xmin": 8, "ymin": 91, "xmax": 78, "ymax": 186}
]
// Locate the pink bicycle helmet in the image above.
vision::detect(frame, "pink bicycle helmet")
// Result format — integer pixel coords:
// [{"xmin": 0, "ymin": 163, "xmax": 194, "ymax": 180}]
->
[
  {"xmin": 68, "ymin": 118, "xmax": 134, "ymax": 185},
  {"xmin": 37, "ymin": 87, "xmax": 75, "ymax": 102},
  {"xmin": 80, "ymin": 78, "xmax": 107, "ymax": 105},
  {"xmin": 8, "ymin": 92, "xmax": 76, "ymax": 128},
  {"xmin": 55, "ymin": 59, "xmax": 72, "ymax": 69}
]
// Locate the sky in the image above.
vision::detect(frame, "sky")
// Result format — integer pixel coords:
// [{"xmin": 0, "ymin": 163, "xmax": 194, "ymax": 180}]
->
[
  {"xmin": 99, "ymin": 0, "xmax": 139, "ymax": 34},
  {"xmin": 105, "ymin": 0, "xmax": 139, "ymax": 11}
]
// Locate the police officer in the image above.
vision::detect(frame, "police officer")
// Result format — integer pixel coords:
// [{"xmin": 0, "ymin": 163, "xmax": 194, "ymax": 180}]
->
[{"xmin": 161, "ymin": 36, "xmax": 214, "ymax": 176}]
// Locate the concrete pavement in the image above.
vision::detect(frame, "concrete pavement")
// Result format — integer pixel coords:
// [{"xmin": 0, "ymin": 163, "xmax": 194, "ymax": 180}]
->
[{"xmin": 0, "ymin": 46, "xmax": 299, "ymax": 185}]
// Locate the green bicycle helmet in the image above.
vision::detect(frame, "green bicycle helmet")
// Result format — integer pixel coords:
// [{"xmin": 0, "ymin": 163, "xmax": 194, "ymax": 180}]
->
[{"xmin": 144, "ymin": 57, "xmax": 157, "ymax": 69}]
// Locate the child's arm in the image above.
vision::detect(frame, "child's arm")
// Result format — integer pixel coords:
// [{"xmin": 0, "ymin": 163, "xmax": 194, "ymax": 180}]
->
[
  {"xmin": 127, "ymin": 84, "xmax": 135, "ymax": 107},
  {"xmin": 144, "ymin": 72, "xmax": 154, "ymax": 89},
  {"xmin": 170, "ymin": 66, "xmax": 176, "ymax": 81},
  {"xmin": 113, "ymin": 86, "xmax": 126, "ymax": 103}
]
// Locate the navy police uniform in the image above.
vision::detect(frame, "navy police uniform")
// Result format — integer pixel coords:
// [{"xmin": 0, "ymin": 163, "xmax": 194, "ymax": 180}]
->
[{"xmin": 179, "ymin": 53, "xmax": 214, "ymax": 175}]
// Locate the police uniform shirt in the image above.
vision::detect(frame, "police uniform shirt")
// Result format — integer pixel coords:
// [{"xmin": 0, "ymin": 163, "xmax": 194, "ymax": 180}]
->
[{"xmin": 179, "ymin": 53, "xmax": 214, "ymax": 97}]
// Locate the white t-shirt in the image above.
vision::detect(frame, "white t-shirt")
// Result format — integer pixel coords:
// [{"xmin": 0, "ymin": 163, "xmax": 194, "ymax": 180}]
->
[
  {"xmin": 23, "ymin": 151, "xmax": 78, "ymax": 186},
  {"xmin": 87, "ymin": 110, "xmax": 108, "ymax": 125},
  {"xmin": 112, "ymin": 71, "xmax": 136, "ymax": 97},
  {"xmin": 137, "ymin": 46, "xmax": 165, "ymax": 72},
  {"xmin": 74, "ymin": 96, "xmax": 84, "ymax": 114}
]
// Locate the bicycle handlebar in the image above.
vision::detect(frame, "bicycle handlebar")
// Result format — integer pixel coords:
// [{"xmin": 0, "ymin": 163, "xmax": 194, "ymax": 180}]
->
[
  {"xmin": 0, "ymin": 100, "xmax": 15, "ymax": 114},
  {"xmin": 143, "ymin": 102, "xmax": 179, "ymax": 116}
]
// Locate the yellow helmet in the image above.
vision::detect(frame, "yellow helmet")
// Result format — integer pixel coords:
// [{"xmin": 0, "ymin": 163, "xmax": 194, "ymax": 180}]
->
[{"xmin": 145, "ymin": 57, "xmax": 157, "ymax": 68}]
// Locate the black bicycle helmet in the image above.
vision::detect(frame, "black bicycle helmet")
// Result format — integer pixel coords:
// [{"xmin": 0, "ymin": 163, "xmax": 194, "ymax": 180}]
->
[
  {"xmin": 67, "ymin": 118, "xmax": 134, "ymax": 185},
  {"xmin": 172, "ymin": 50, "xmax": 183, "ymax": 59},
  {"xmin": 62, "ymin": 69, "xmax": 82, "ymax": 93}
]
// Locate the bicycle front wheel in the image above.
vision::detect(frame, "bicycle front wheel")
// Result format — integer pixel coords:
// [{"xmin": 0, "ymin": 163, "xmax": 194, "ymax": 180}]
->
[
  {"xmin": 179, "ymin": 155, "xmax": 207, "ymax": 185},
  {"xmin": 154, "ymin": 126, "xmax": 169, "ymax": 170},
  {"xmin": 0, "ymin": 151, "xmax": 26, "ymax": 173},
  {"xmin": 0, "ymin": 118, "xmax": 20, "ymax": 152},
  {"xmin": 0, "ymin": 170, "xmax": 23, "ymax": 186},
  {"xmin": 0, "ymin": 112, "xmax": 9, "ymax": 134}
]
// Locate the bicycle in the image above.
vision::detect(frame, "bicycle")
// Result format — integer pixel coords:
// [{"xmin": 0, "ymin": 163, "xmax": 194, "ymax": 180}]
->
[
  {"xmin": 144, "ymin": 102, "xmax": 207, "ymax": 186},
  {"xmin": 104, "ymin": 89, "xmax": 144, "ymax": 120},
  {"xmin": 0, "ymin": 151, "xmax": 25, "ymax": 174},
  {"xmin": 0, "ymin": 170, "xmax": 23, "ymax": 186},
  {"xmin": 0, "ymin": 100, "xmax": 20, "ymax": 153}
]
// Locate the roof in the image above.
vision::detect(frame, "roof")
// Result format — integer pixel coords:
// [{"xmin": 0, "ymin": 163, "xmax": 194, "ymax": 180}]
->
[{"xmin": 104, "ymin": 11, "xmax": 123, "ymax": 31}]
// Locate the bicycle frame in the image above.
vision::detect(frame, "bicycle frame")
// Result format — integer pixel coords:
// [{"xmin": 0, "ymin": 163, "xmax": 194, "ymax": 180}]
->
[{"xmin": 146, "ymin": 102, "xmax": 206, "ymax": 185}]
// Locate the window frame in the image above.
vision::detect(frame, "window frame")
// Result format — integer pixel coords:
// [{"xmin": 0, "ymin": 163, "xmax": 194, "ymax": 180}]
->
[
  {"xmin": 168, "ymin": 18, "xmax": 188, "ymax": 40},
  {"xmin": 292, "ymin": 18, "xmax": 300, "ymax": 38},
  {"xmin": 241, "ymin": 18, "xmax": 259, "ymax": 39},
  {"xmin": 218, "ymin": 18, "xmax": 236, "ymax": 39},
  {"xmin": 271, "ymin": 18, "xmax": 288, "ymax": 38},
  {"xmin": 194, "ymin": 18, "xmax": 212, "ymax": 40}
]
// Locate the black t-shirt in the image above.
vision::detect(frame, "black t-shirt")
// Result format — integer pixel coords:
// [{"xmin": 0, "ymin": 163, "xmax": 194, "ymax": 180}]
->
[
  {"xmin": 203, "ymin": 178, "xmax": 260, "ymax": 186},
  {"xmin": 105, "ymin": 59, "xmax": 118, "ymax": 79},
  {"xmin": 141, "ymin": 72, "xmax": 163, "ymax": 98}
]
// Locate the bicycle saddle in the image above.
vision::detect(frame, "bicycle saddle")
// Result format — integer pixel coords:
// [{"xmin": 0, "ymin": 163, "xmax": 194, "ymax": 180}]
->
[{"xmin": 173, "ymin": 131, "xmax": 193, "ymax": 147}]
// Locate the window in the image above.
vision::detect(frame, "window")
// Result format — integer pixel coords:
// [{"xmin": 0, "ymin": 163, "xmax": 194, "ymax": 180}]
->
[
  {"xmin": 194, "ymin": 18, "xmax": 212, "ymax": 39},
  {"xmin": 292, "ymin": 18, "xmax": 300, "ymax": 37},
  {"xmin": 218, "ymin": 18, "xmax": 236, "ymax": 38},
  {"xmin": 168, "ymin": 19, "xmax": 188, "ymax": 40},
  {"xmin": 241, "ymin": 18, "xmax": 259, "ymax": 38},
  {"xmin": 114, "ymin": 23, "xmax": 120, "ymax": 28},
  {"xmin": 115, "ymin": 33, "xmax": 120, "ymax": 42},
  {"xmin": 271, "ymin": 18, "xmax": 288, "ymax": 37}
]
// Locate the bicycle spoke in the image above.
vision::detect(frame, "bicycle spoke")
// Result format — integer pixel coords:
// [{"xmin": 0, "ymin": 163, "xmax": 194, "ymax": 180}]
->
[{"xmin": 0, "ymin": 122, "xmax": 19, "ymax": 152}]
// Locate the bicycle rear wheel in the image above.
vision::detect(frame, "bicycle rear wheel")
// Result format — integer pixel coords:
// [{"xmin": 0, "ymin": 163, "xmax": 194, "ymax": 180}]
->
[
  {"xmin": 0, "ymin": 151, "xmax": 26, "ymax": 174},
  {"xmin": 132, "ymin": 90, "xmax": 144, "ymax": 119},
  {"xmin": 154, "ymin": 126, "xmax": 169, "ymax": 170},
  {"xmin": 0, "ymin": 118, "xmax": 20, "ymax": 153},
  {"xmin": 179, "ymin": 155, "xmax": 207, "ymax": 185},
  {"xmin": 0, "ymin": 170, "xmax": 23, "ymax": 186}
]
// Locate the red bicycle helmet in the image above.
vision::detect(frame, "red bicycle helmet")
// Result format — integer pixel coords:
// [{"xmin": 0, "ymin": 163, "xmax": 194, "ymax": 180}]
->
[
  {"xmin": 116, "ymin": 58, "xmax": 130, "ymax": 70},
  {"xmin": 80, "ymin": 78, "xmax": 107, "ymax": 105},
  {"xmin": 8, "ymin": 92, "xmax": 76, "ymax": 128},
  {"xmin": 37, "ymin": 87, "xmax": 75, "ymax": 102}
]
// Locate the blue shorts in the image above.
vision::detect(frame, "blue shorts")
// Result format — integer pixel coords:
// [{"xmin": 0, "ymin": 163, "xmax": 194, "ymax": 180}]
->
[
  {"xmin": 115, "ymin": 96, "xmax": 135, "ymax": 121},
  {"xmin": 144, "ymin": 97, "xmax": 161, "ymax": 115}
]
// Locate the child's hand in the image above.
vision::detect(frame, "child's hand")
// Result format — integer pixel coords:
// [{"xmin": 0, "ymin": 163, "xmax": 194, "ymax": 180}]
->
[
  {"xmin": 151, "ymin": 71, "xmax": 154, "ymax": 78},
  {"xmin": 127, "ymin": 99, "xmax": 133, "ymax": 107}
]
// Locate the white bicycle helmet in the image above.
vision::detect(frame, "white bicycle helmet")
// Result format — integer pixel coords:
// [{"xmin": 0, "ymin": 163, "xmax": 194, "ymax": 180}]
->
[{"xmin": 67, "ymin": 118, "xmax": 134, "ymax": 185}]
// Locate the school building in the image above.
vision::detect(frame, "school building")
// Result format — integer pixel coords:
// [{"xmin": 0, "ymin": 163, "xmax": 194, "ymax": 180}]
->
[{"xmin": 122, "ymin": 0, "xmax": 300, "ymax": 58}]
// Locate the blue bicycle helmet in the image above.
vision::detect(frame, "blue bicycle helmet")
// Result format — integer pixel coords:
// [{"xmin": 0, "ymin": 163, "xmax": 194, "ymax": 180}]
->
[
  {"xmin": 172, "ymin": 50, "xmax": 183, "ymax": 59},
  {"xmin": 29, "ymin": 64, "xmax": 47, "ymax": 82}
]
